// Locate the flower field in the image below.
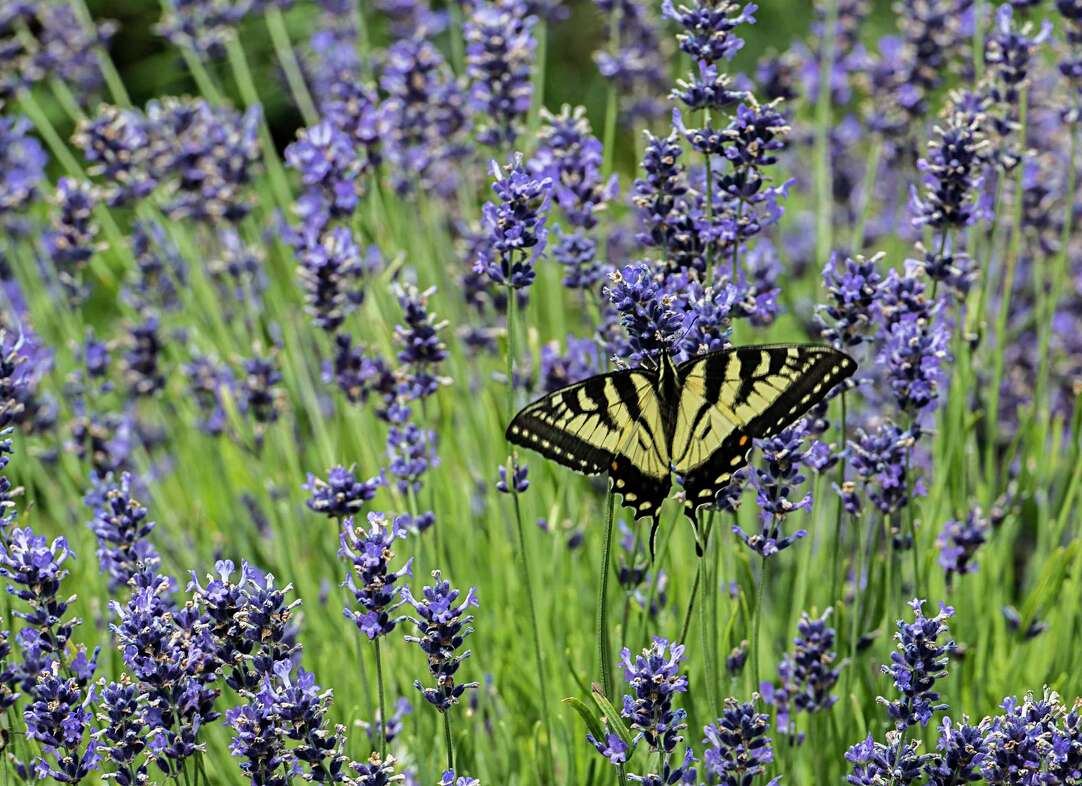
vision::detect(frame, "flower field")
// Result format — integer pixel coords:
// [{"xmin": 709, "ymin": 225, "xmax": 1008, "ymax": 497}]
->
[{"xmin": 1, "ymin": 0, "xmax": 1081, "ymax": 784}]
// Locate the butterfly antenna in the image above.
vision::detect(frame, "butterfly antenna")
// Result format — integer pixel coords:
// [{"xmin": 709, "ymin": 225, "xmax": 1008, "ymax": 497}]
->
[{"xmin": 676, "ymin": 314, "xmax": 700, "ymax": 349}]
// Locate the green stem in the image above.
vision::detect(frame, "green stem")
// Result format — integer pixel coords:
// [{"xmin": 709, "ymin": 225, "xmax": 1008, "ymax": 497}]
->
[
  {"xmin": 443, "ymin": 711, "xmax": 455, "ymax": 772},
  {"xmin": 698, "ymin": 526, "xmax": 719, "ymax": 714},
  {"xmin": 751, "ymin": 554, "xmax": 768, "ymax": 694},
  {"xmin": 830, "ymin": 390, "xmax": 848, "ymax": 605},
  {"xmin": 511, "ymin": 491, "xmax": 555, "ymax": 780},
  {"xmin": 179, "ymin": 44, "xmax": 226, "ymax": 104},
  {"xmin": 373, "ymin": 637, "xmax": 388, "ymax": 757},
  {"xmin": 265, "ymin": 8, "xmax": 321, "ymax": 126},
  {"xmin": 598, "ymin": 489, "xmax": 617, "ymax": 700}
]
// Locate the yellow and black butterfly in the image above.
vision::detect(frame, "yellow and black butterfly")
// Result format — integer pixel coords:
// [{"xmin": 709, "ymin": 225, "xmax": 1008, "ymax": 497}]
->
[{"xmin": 507, "ymin": 344, "xmax": 856, "ymax": 539}]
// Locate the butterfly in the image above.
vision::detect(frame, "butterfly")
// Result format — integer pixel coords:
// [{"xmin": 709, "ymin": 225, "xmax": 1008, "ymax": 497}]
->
[{"xmin": 506, "ymin": 344, "xmax": 856, "ymax": 547}]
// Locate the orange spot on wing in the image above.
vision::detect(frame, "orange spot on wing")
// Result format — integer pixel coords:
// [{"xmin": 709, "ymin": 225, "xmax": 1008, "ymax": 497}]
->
[{"xmin": 738, "ymin": 435, "xmax": 749, "ymax": 446}]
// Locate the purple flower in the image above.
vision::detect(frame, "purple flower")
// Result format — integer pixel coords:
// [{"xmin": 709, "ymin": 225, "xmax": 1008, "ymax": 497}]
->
[
  {"xmin": 145, "ymin": 98, "xmax": 262, "ymax": 223},
  {"xmin": 44, "ymin": 177, "xmax": 101, "ymax": 278},
  {"xmin": 936, "ymin": 509, "xmax": 989, "ymax": 580},
  {"xmin": 587, "ymin": 731, "xmax": 630, "ymax": 765},
  {"xmin": 350, "ymin": 754, "xmax": 403, "ymax": 784},
  {"xmin": 30, "ymin": 3, "xmax": 116, "ymax": 97},
  {"xmin": 880, "ymin": 311, "xmax": 950, "ymax": 416},
  {"xmin": 702, "ymin": 698, "xmax": 778, "ymax": 785},
  {"xmin": 533, "ymin": 105, "xmax": 617, "ymax": 230},
  {"xmin": 293, "ymin": 225, "xmax": 364, "ymax": 332},
  {"xmin": 0, "ymin": 115, "xmax": 48, "ymax": 214},
  {"xmin": 496, "ymin": 460, "xmax": 529, "ymax": 494},
  {"xmin": 846, "ymin": 731, "xmax": 927, "ymax": 786},
  {"xmin": 552, "ymin": 230, "xmax": 603, "ymax": 289},
  {"xmin": 340, "ymin": 512, "xmax": 413, "ymax": 639},
  {"xmin": 539, "ymin": 335, "xmax": 600, "ymax": 393},
  {"xmin": 387, "ymin": 421, "xmax": 439, "ymax": 496},
  {"xmin": 850, "ymin": 422, "xmax": 916, "ymax": 516},
  {"xmin": 981, "ymin": 692, "xmax": 1061, "ymax": 785},
  {"xmin": 778, "ymin": 609, "xmax": 840, "ymax": 717},
  {"xmin": 985, "ymin": 5, "xmax": 1052, "ymax": 108},
  {"xmin": 815, "ymin": 252, "xmax": 883, "ymax": 348},
  {"xmin": 734, "ymin": 424, "xmax": 812, "ymax": 559},
  {"xmin": 619, "ymin": 638, "xmax": 688, "ymax": 754},
  {"xmin": 185, "ymin": 354, "xmax": 234, "ymax": 436},
  {"xmin": 475, "ymin": 155, "xmax": 553, "ymax": 290},
  {"xmin": 24, "ymin": 664, "xmax": 100, "ymax": 783},
  {"xmin": 0, "ymin": 527, "xmax": 77, "ymax": 678},
  {"xmin": 592, "ymin": 0, "xmax": 668, "ymax": 122},
  {"xmin": 379, "ymin": 34, "xmax": 469, "ymax": 196},
  {"xmin": 910, "ymin": 112, "xmax": 987, "ymax": 229},
  {"xmin": 403, "ymin": 570, "xmax": 480, "ymax": 712},
  {"xmin": 225, "ymin": 679, "xmax": 292, "ymax": 786},
  {"xmin": 122, "ymin": 316, "xmax": 165, "ymax": 398},
  {"xmin": 241, "ymin": 355, "xmax": 284, "ymax": 427},
  {"xmin": 465, "ymin": 0, "xmax": 536, "ymax": 147},
  {"xmin": 925, "ymin": 716, "xmax": 988, "ymax": 786},
  {"xmin": 95, "ymin": 676, "xmax": 150, "ymax": 786},
  {"xmin": 439, "ymin": 770, "xmax": 480, "ymax": 786},
  {"xmin": 605, "ymin": 263, "xmax": 684, "ymax": 363},
  {"xmin": 73, "ymin": 105, "xmax": 156, "ymax": 206},
  {"xmin": 85, "ymin": 472, "xmax": 160, "ymax": 594},
  {"xmin": 395, "ymin": 284, "xmax": 449, "ymax": 400},
  {"xmin": 662, "ymin": 0, "xmax": 756, "ymax": 64},
  {"xmin": 155, "ymin": 0, "xmax": 249, "ymax": 56},
  {"xmin": 305, "ymin": 465, "xmax": 382, "ymax": 520},
  {"xmin": 879, "ymin": 599, "xmax": 956, "ymax": 730},
  {"xmin": 111, "ymin": 573, "xmax": 221, "ymax": 776},
  {"xmin": 127, "ymin": 220, "xmax": 187, "ymax": 312},
  {"xmin": 285, "ymin": 120, "xmax": 360, "ymax": 229},
  {"xmin": 363, "ymin": 697, "xmax": 413, "ymax": 745},
  {"xmin": 325, "ymin": 333, "xmax": 395, "ymax": 409}
]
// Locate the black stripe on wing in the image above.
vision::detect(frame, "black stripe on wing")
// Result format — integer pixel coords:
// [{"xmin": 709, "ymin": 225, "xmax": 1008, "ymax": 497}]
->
[
  {"xmin": 742, "ymin": 347, "xmax": 856, "ymax": 438},
  {"xmin": 506, "ymin": 370, "xmax": 647, "ymax": 477},
  {"xmin": 680, "ymin": 427, "xmax": 752, "ymax": 519}
]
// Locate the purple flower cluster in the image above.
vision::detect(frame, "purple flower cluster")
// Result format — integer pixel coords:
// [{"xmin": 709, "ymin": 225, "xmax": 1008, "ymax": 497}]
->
[
  {"xmin": 465, "ymin": 0, "xmax": 536, "ymax": 147},
  {"xmin": 85, "ymin": 472, "xmax": 160, "ymax": 593},
  {"xmin": 304, "ymin": 464, "xmax": 382, "ymax": 520},
  {"xmin": 702, "ymin": 698, "xmax": 778, "ymax": 786},
  {"xmin": 0, "ymin": 115, "xmax": 48, "ymax": 216},
  {"xmin": 605, "ymin": 263, "xmax": 684, "ymax": 363},
  {"xmin": 285, "ymin": 120, "xmax": 360, "ymax": 230},
  {"xmin": 879, "ymin": 598, "xmax": 956, "ymax": 730},
  {"xmin": 736, "ymin": 425, "xmax": 812, "ymax": 558},
  {"xmin": 293, "ymin": 225, "xmax": 365, "ymax": 332},
  {"xmin": 475, "ymin": 155, "xmax": 553, "ymax": 290},
  {"xmin": 403, "ymin": 570, "xmax": 480, "ymax": 711},
  {"xmin": 936, "ymin": 509, "xmax": 990, "ymax": 580},
  {"xmin": 394, "ymin": 284, "xmax": 449, "ymax": 401},
  {"xmin": 74, "ymin": 105, "xmax": 156, "ymax": 207},
  {"xmin": 340, "ymin": 512, "xmax": 413, "ymax": 639},
  {"xmin": 619, "ymin": 638, "xmax": 689, "ymax": 754}
]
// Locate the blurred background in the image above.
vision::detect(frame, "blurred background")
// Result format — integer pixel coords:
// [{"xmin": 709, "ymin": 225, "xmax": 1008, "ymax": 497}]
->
[{"xmin": 81, "ymin": 0, "xmax": 897, "ymax": 154}]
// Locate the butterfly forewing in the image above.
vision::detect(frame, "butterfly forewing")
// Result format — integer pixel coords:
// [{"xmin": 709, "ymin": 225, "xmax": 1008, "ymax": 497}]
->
[
  {"xmin": 506, "ymin": 370, "xmax": 672, "ymax": 520},
  {"xmin": 674, "ymin": 345, "xmax": 856, "ymax": 513}
]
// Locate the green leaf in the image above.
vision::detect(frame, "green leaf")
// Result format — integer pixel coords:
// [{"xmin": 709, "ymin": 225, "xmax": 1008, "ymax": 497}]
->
[
  {"xmin": 562, "ymin": 696, "xmax": 605, "ymax": 743},
  {"xmin": 590, "ymin": 684, "xmax": 634, "ymax": 749}
]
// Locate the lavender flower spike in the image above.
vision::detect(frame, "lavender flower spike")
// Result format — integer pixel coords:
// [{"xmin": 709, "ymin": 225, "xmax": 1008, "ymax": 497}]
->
[
  {"xmin": 475, "ymin": 155, "xmax": 553, "ymax": 290},
  {"xmin": 340, "ymin": 513, "xmax": 413, "ymax": 639},
  {"xmin": 879, "ymin": 598, "xmax": 956, "ymax": 729},
  {"xmin": 403, "ymin": 571, "xmax": 480, "ymax": 711}
]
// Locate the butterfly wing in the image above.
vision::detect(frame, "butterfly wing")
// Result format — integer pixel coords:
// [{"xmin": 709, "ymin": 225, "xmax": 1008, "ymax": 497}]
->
[
  {"xmin": 506, "ymin": 370, "xmax": 672, "ymax": 520},
  {"xmin": 673, "ymin": 344, "xmax": 856, "ymax": 513}
]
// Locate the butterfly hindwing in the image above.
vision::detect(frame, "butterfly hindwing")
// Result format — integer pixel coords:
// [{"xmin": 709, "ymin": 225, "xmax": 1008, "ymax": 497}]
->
[
  {"xmin": 506, "ymin": 370, "xmax": 672, "ymax": 520},
  {"xmin": 674, "ymin": 345, "xmax": 856, "ymax": 514}
]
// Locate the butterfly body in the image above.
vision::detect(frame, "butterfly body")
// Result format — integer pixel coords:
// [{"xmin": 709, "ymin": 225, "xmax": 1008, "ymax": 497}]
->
[{"xmin": 507, "ymin": 343, "xmax": 856, "ymax": 527}]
